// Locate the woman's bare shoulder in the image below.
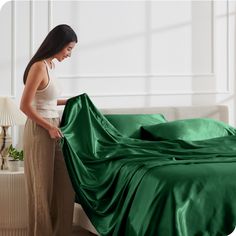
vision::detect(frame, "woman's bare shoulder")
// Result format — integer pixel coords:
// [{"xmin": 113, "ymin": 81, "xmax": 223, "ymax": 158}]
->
[
  {"xmin": 30, "ymin": 60, "xmax": 47, "ymax": 72},
  {"xmin": 27, "ymin": 61, "xmax": 47, "ymax": 84}
]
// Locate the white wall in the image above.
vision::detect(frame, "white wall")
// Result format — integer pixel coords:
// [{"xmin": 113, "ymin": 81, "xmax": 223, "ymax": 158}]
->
[{"xmin": 0, "ymin": 0, "xmax": 236, "ymax": 127}]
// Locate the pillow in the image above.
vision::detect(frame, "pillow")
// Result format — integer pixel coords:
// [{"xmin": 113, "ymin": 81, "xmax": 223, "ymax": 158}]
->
[
  {"xmin": 105, "ymin": 114, "xmax": 167, "ymax": 139},
  {"xmin": 141, "ymin": 118, "xmax": 236, "ymax": 141}
]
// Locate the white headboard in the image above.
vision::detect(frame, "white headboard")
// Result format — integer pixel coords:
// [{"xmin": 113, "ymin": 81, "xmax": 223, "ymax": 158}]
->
[
  {"xmin": 16, "ymin": 105, "xmax": 229, "ymax": 149},
  {"xmin": 101, "ymin": 105, "xmax": 229, "ymax": 123}
]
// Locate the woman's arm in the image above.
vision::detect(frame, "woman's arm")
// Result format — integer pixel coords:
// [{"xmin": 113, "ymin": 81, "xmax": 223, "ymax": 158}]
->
[
  {"xmin": 20, "ymin": 62, "xmax": 63, "ymax": 139},
  {"xmin": 57, "ymin": 99, "xmax": 68, "ymax": 106}
]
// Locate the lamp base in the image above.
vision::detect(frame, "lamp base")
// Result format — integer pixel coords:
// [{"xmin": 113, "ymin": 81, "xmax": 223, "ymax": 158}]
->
[
  {"xmin": 0, "ymin": 157, "xmax": 7, "ymax": 170},
  {"xmin": 0, "ymin": 126, "xmax": 12, "ymax": 170}
]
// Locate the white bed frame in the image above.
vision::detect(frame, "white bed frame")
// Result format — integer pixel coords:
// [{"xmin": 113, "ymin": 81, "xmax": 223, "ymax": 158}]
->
[{"xmin": 73, "ymin": 105, "xmax": 230, "ymax": 235}]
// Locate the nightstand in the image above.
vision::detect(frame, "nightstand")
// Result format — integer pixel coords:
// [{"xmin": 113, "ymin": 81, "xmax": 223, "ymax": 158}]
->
[{"xmin": 0, "ymin": 170, "xmax": 27, "ymax": 235}]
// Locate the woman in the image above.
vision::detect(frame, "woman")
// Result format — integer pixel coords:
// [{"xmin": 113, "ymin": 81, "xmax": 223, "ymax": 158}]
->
[{"xmin": 20, "ymin": 24, "xmax": 77, "ymax": 236}]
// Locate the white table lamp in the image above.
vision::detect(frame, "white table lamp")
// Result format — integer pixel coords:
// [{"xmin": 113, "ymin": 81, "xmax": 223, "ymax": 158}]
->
[{"xmin": 0, "ymin": 97, "xmax": 26, "ymax": 170}]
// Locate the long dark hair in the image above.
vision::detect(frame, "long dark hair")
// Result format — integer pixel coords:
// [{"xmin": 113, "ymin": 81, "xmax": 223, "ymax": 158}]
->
[{"xmin": 23, "ymin": 24, "xmax": 77, "ymax": 84}]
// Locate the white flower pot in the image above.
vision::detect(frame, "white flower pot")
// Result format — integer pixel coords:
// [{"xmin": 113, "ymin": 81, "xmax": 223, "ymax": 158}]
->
[
  {"xmin": 18, "ymin": 160, "xmax": 24, "ymax": 171},
  {"xmin": 7, "ymin": 160, "xmax": 20, "ymax": 172}
]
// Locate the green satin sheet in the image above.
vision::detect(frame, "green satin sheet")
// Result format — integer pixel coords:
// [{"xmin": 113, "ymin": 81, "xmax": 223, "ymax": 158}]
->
[{"xmin": 60, "ymin": 93, "xmax": 236, "ymax": 236}]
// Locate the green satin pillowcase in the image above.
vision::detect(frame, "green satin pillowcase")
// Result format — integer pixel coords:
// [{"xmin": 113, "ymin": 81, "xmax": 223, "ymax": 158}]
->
[
  {"xmin": 141, "ymin": 118, "xmax": 236, "ymax": 141},
  {"xmin": 105, "ymin": 114, "xmax": 167, "ymax": 139}
]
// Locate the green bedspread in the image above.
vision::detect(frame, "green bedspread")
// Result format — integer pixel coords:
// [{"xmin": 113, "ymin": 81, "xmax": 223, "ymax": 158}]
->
[{"xmin": 60, "ymin": 93, "xmax": 236, "ymax": 236}]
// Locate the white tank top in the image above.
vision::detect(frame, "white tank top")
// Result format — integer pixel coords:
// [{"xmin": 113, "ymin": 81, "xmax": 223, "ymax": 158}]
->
[{"xmin": 33, "ymin": 60, "xmax": 61, "ymax": 118}]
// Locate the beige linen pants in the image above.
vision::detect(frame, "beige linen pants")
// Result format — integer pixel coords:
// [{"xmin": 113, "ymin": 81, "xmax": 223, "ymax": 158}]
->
[{"xmin": 23, "ymin": 118, "xmax": 75, "ymax": 236}]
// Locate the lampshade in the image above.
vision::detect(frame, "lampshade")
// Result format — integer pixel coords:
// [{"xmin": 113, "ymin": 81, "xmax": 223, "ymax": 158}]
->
[{"xmin": 0, "ymin": 97, "xmax": 26, "ymax": 126}]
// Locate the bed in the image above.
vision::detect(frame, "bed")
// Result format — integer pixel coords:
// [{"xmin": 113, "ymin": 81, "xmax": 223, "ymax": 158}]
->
[{"xmin": 62, "ymin": 94, "xmax": 236, "ymax": 236}]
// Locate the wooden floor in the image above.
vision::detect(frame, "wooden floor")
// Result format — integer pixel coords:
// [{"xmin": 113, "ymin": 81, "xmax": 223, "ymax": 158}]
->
[
  {"xmin": 72, "ymin": 226, "xmax": 98, "ymax": 236},
  {"xmin": 72, "ymin": 226, "xmax": 236, "ymax": 236}
]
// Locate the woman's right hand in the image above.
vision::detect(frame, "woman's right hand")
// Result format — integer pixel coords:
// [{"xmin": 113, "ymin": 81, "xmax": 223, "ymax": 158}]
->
[{"xmin": 48, "ymin": 126, "xmax": 64, "ymax": 139}]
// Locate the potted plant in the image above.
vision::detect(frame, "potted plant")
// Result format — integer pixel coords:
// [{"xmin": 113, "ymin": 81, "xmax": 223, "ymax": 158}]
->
[{"xmin": 7, "ymin": 145, "xmax": 24, "ymax": 171}]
